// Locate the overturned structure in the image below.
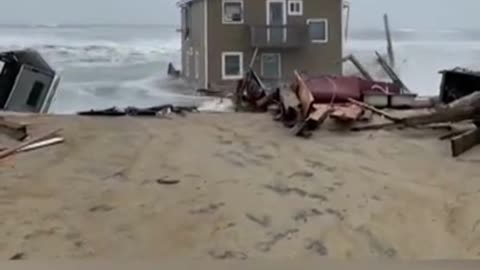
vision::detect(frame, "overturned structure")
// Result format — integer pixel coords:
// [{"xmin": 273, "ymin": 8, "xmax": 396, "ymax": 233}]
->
[{"xmin": 0, "ymin": 49, "xmax": 60, "ymax": 113}]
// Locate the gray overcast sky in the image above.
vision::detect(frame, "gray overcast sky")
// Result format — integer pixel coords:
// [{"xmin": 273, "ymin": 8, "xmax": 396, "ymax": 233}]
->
[{"xmin": 0, "ymin": 0, "xmax": 478, "ymax": 30}]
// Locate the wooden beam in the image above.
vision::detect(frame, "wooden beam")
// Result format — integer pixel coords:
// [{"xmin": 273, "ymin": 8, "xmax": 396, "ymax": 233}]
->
[
  {"xmin": 0, "ymin": 117, "xmax": 28, "ymax": 141},
  {"xmin": 451, "ymin": 128, "xmax": 480, "ymax": 157},
  {"xmin": 347, "ymin": 98, "xmax": 402, "ymax": 122},
  {"xmin": 0, "ymin": 129, "xmax": 62, "ymax": 160}
]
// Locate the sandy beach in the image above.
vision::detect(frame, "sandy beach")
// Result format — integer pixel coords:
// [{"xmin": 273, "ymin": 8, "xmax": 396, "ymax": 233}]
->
[{"xmin": 1, "ymin": 113, "xmax": 480, "ymax": 260}]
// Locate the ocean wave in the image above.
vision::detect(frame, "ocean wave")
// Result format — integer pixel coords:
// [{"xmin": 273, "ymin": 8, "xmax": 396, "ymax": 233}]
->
[{"xmin": 0, "ymin": 35, "xmax": 180, "ymax": 67}]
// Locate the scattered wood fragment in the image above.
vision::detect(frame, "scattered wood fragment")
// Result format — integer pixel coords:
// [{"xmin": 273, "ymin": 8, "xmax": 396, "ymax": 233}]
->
[
  {"xmin": 451, "ymin": 128, "xmax": 480, "ymax": 157},
  {"xmin": 330, "ymin": 104, "xmax": 364, "ymax": 122},
  {"xmin": 9, "ymin": 252, "xmax": 25, "ymax": 260},
  {"xmin": 0, "ymin": 117, "xmax": 28, "ymax": 141},
  {"xmin": 156, "ymin": 177, "xmax": 180, "ymax": 185},
  {"xmin": 347, "ymin": 98, "xmax": 402, "ymax": 122},
  {"xmin": 0, "ymin": 129, "xmax": 62, "ymax": 160}
]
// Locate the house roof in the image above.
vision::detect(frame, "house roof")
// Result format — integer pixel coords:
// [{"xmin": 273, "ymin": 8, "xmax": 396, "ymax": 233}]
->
[{"xmin": 0, "ymin": 49, "xmax": 55, "ymax": 75}]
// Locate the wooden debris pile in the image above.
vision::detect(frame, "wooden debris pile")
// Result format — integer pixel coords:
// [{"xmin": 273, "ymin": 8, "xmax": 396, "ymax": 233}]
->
[
  {"xmin": 77, "ymin": 104, "xmax": 199, "ymax": 117},
  {"xmin": 235, "ymin": 64, "xmax": 480, "ymax": 157}
]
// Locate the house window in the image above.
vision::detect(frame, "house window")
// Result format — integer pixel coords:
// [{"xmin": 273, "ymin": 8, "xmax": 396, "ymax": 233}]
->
[
  {"xmin": 222, "ymin": 52, "xmax": 243, "ymax": 80},
  {"xmin": 288, "ymin": 0, "xmax": 303, "ymax": 16},
  {"xmin": 307, "ymin": 19, "xmax": 328, "ymax": 43},
  {"xmin": 223, "ymin": 0, "xmax": 244, "ymax": 24},
  {"xmin": 27, "ymin": 81, "xmax": 44, "ymax": 107}
]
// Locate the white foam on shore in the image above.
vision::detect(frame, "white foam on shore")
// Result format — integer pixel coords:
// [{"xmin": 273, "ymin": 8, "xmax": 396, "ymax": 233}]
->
[{"xmin": 198, "ymin": 98, "xmax": 235, "ymax": 112}]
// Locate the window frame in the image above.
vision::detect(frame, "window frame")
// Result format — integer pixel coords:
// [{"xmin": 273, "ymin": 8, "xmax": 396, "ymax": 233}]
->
[
  {"xmin": 195, "ymin": 50, "xmax": 200, "ymax": 80},
  {"xmin": 261, "ymin": 53, "xmax": 282, "ymax": 79},
  {"xmin": 222, "ymin": 0, "xmax": 244, "ymax": 24},
  {"xmin": 307, "ymin": 18, "xmax": 329, "ymax": 43},
  {"xmin": 27, "ymin": 81, "xmax": 45, "ymax": 108},
  {"xmin": 185, "ymin": 47, "xmax": 193, "ymax": 78},
  {"xmin": 288, "ymin": 0, "xmax": 303, "ymax": 16},
  {"xmin": 221, "ymin": 51, "xmax": 244, "ymax": 80}
]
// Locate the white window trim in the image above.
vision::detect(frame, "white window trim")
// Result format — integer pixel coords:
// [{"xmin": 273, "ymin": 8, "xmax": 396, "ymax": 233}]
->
[
  {"xmin": 195, "ymin": 50, "xmax": 200, "ymax": 79},
  {"xmin": 222, "ymin": 0, "xmax": 244, "ymax": 24},
  {"xmin": 185, "ymin": 47, "xmax": 193, "ymax": 78},
  {"xmin": 222, "ymin": 52, "xmax": 244, "ymax": 80},
  {"xmin": 261, "ymin": 53, "xmax": 282, "ymax": 79},
  {"xmin": 307, "ymin": 18, "xmax": 329, "ymax": 43},
  {"xmin": 288, "ymin": 0, "xmax": 303, "ymax": 16}
]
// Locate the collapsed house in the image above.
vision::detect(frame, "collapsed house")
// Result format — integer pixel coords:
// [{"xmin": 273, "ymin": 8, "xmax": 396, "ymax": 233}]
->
[{"xmin": 0, "ymin": 49, "xmax": 60, "ymax": 113}]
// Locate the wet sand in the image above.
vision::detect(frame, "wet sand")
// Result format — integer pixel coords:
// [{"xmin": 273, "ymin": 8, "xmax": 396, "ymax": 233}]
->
[{"xmin": 1, "ymin": 113, "xmax": 480, "ymax": 259}]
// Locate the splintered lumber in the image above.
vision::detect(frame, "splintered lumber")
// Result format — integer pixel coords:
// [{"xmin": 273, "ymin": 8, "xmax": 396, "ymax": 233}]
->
[
  {"xmin": 347, "ymin": 98, "xmax": 402, "ymax": 122},
  {"xmin": 294, "ymin": 70, "xmax": 315, "ymax": 118},
  {"xmin": 451, "ymin": 128, "xmax": 480, "ymax": 157},
  {"xmin": 330, "ymin": 104, "xmax": 364, "ymax": 122},
  {"xmin": 0, "ymin": 129, "xmax": 62, "ymax": 160},
  {"xmin": 0, "ymin": 117, "xmax": 28, "ymax": 141}
]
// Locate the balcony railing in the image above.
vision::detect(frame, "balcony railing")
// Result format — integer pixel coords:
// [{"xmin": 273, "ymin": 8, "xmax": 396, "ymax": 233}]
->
[{"xmin": 250, "ymin": 25, "xmax": 308, "ymax": 49}]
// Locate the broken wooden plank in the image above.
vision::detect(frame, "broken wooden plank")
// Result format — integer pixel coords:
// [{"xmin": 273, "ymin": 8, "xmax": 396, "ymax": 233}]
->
[
  {"xmin": 18, "ymin": 137, "xmax": 64, "ymax": 153},
  {"xmin": 0, "ymin": 129, "xmax": 62, "ymax": 160},
  {"xmin": 347, "ymin": 98, "xmax": 402, "ymax": 122},
  {"xmin": 451, "ymin": 128, "xmax": 480, "ymax": 157},
  {"xmin": 292, "ymin": 104, "xmax": 332, "ymax": 137},
  {"xmin": 0, "ymin": 117, "xmax": 28, "ymax": 141},
  {"xmin": 330, "ymin": 104, "xmax": 364, "ymax": 122},
  {"xmin": 294, "ymin": 70, "xmax": 315, "ymax": 118}
]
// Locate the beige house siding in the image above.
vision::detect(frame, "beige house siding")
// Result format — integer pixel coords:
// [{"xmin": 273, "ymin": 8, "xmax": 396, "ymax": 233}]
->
[
  {"xmin": 182, "ymin": 0, "xmax": 343, "ymax": 88},
  {"xmin": 181, "ymin": 0, "xmax": 207, "ymax": 88}
]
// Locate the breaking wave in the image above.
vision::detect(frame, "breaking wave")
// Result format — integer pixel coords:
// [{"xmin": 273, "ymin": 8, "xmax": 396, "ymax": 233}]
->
[{"xmin": 0, "ymin": 35, "xmax": 180, "ymax": 67}]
